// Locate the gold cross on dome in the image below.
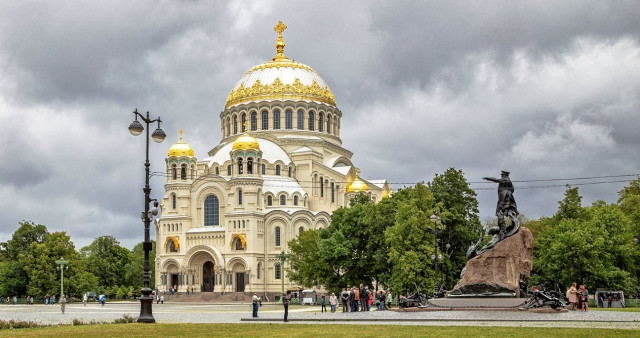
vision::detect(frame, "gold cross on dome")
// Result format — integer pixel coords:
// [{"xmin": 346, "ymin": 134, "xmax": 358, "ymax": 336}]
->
[
  {"xmin": 179, "ymin": 129, "xmax": 184, "ymax": 141},
  {"xmin": 243, "ymin": 121, "xmax": 249, "ymax": 132},
  {"xmin": 273, "ymin": 21, "xmax": 287, "ymax": 60},
  {"xmin": 274, "ymin": 21, "xmax": 287, "ymax": 36}
]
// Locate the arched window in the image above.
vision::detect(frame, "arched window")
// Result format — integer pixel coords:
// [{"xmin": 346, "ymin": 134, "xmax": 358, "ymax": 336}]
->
[
  {"xmin": 227, "ymin": 165, "xmax": 231, "ymax": 176},
  {"xmin": 204, "ymin": 195, "xmax": 219, "ymax": 226},
  {"xmin": 181, "ymin": 164, "xmax": 187, "ymax": 180},
  {"xmin": 261, "ymin": 110, "xmax": 268, "ymax": 130},
  {"xmin": 233, "ymin": 116, "xmax": 238, "ymax": 134},
  {"xmin": 318, "ymin": 113, "xmax": 324, "ymax": 132},
  {"xmin": 267, "ymin": 195, "xmax": 272, "ymax": 206},
  {"xmin": 275, "ymin": 226, "xmax": 281, "ymax": 246},
  {"xmin": 257, "ymin": 263, "xmax": 261, "ymax": 279},
  {"xmin": 288, "ymin": 166, "xmax": 292, "ymax": 177},
  {"xmin": 334, "ymin": 116, "xmax": 338, "ymax": 134},
  {"xmin": 238, "ymin": 189, "xmax": 243, "ymax": 205},
  {"xmin": 247, "ymin": 158, "xmax": 253, "ymax": 174},
  {"xmin": 172, "ymin": 193, "xmax": 176, "ymax": 209},
  {"xmin": 241, "ymin": 113, "xmax": 246, "ymax": 132},
  {"xmin": 226, "ymin": 118, "xmax": 230, "ymax": 136},
  {"xmin": 308, "ymin": 111, "xmax": 315, "ymax": 131},
  {"xmin": 276, "ymin": 165, "xmax": 281, "ymax": 176},
  {"xmin": 215, "ymin": 167, "xmax": 219, "ymax": 175},
  {"xmin": 285, "ymin": 109, "xmax": 292, "ymax": 129},
  {"xmin": 320, "ymin": 177, "xmax": 324, "ymax": 197},
  {"xmin": 172, "ymin": 164, "xmax": 177, "ymax": 180},
  {"xmin": 261, "ymin": 164, "xmax": 265, "ymax": 175},
  {"xmin": 294, "ymin": 195, "xmax": 298, "ymax": 206},
  {"xmin": 237, "ymin": 158, "xmax": 243, "ymax": 174},
  {"xmin": 273, "ymin": 109, "xmax": 280, "ymax": 129},
  {"xmin": 297, "ymin": 109, "xmax": 304, "ymax": 130},
  {"xmin": 280, "ymin": 195, "xmax": 286, "ymax": 205},
  {"xmin": 275, "ymin": 263, "xmax": 281, "ymax": 279},
  {"xmin": 327, "ymin": 114, "xmax": 331, "ymax": 134},
  {"xmin": 331, "ymin": 182, "xmax": 335, "ymax": 203},
  {"xmin": 251, "ymin": 111, "xmax": 257, "ymax": 131}
]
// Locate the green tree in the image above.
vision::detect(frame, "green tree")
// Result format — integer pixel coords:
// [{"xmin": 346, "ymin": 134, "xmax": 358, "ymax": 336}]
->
[
  {"xmin": 19, "ymin": 231, "xmax": 79, "ymax": 298},
  {"xmin": 554, "ymin": 185, "xmax": 586, "ymax": 221},
  {"xmin": 535, "ymin": 203, "xmax": 639, "ymax": 293},
  {"xmin": 0, "ymin": 221, "xmax": 49, "ymax": 296},
  {"xmin": 386, "ymin": 183, "xmax": 437, "ymax": 295},
  {"xmin": 68, "ymin": 271, "xmax": 99, "ymax": 297},
  {"xmin": 618, "ymin": 177, "xmax": 640, "ymax": 239},
  {"xmin": 427, "ymin": 168, "xmax": 482, "ymax": 289},
  {"xmin": 81, "ymin": 236, "xmax": 130, "ymax": 290},
  {"xmin": 125, "ymin": 241, "xmax": 156, "ymax": 289},
  {"xmin": 287, "ymin": 229, "xmax": 331, "ymax": 289}
]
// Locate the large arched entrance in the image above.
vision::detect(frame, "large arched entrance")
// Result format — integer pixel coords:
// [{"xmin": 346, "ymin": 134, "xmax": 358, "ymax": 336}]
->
[{"xmin": 202, "ymin": 261, "xmax": 215, "ymax": 292}]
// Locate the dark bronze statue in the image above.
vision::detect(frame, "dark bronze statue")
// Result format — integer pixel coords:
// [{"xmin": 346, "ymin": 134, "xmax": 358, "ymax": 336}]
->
[
  {"xmin": 465, "ymin": 171, "xmax": 520, "ymax": 260},
  {"xmin": 483, "ymin": 171, "xmax": 519, "ymax": 239}
]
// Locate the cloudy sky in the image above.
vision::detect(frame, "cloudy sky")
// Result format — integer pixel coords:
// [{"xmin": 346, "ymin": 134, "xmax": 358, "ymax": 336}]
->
[{"xmin": 1, "ymin": 1, "xmax": 639, "ymax": 249}]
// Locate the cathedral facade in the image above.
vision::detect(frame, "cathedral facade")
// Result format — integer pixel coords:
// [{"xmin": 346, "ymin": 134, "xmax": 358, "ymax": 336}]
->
[{"xmin": 155, "ymin": 22, "xmax": 391, "ymax": 296}]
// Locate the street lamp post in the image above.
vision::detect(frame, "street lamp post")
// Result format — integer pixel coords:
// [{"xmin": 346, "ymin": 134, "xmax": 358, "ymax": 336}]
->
[
  {"xmin": 55, "ymin": 257, "xmax": 69, "ymax": 299},
  {"xmin": 429, "ymin": 214, "xmax": 442, "ymax": 296},
  {"xmin": 129, "ymin": 108, "xmax": 166, "ymax": 323},
  {"xmin": 275, "ymin": 250, "xmax": 290, "ymax": 303}
]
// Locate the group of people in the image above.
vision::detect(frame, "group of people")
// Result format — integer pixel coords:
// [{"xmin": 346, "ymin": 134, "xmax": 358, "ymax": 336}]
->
[
  {"xmin": 0, "ymin": 296, "xmax": 18, "ymax": 304},
  {"xmin": 340, "ymin": 285, "xmax": 392, "ymax": 312},
  {"xmin": 597, "ymin": 292, "xmax": 624, "ymax": 308},
  {"xmin": 567, "ymin": 283, "xmax": 589, "ymax": 311}
]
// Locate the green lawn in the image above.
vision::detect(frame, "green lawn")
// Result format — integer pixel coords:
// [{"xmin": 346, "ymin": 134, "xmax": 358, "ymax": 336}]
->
[{"xmin": 0, "ymin": 324, "xmax": 638, "ymax": 337}]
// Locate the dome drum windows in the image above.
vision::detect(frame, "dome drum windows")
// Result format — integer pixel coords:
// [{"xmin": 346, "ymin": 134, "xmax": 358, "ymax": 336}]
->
[
  {"xmin": 275, "ymin": 164, "xmax": 281, "ymax": 176},
  {"xmin": 251, "ymin": 112, "xmax": 258, "ymax": 131},
  {"xmin": 261, "ymin": 110, "xmax": 268, "ymax": 130},
  {"xmin": 318, "ymin": 113, "xmax": 324, "ymax": 132},
  {"xmin": 285, "ymin": 109, "xmax": 292, "ymax": 129},
  {"xmin": 273, "ymin": 109, "xmax": 281, "ymax": 129},
  {"xmin": 247, "ymin": 157, "xmax": 253, "ymax": 174},
  {"xmin": 308, "ymin": 111, "xmax": 315, "ymax": 131},
  {"xmin": 297, "ymin": 109, "xmax": 304, "ymax": 130},
  {"xmin": 181, "ymin": 164, "xmax": 187, "ymax": 180},
  {"xmin": 279, "ymin": 195, "xmax": 286, "ymax": 205}
]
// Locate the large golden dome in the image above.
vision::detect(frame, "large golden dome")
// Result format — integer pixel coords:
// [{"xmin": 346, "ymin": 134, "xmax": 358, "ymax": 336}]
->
[
  {"xmin": 224, "ymin": 21, "xmax": 336, "ymax": 109},
  {"xmin": 168, "ymin": 130, "xmax": 195, "ymax": 157}
]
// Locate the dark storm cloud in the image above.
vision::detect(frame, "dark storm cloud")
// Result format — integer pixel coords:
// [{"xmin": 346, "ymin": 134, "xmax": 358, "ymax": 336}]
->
[{"xmin": 1, "ymin": 0, "xmax": 639, "ymax": 248}]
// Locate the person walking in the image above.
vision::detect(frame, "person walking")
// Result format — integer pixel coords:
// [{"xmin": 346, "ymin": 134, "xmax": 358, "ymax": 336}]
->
[
  {"xmin": 568, "ymin": 283, "xmax": 578, "ymax": 311},
  {"xmin": 329, "ymin": 292, "xmax": 338, "ymax": 313},
  {"xmin": 321, "ymin": 295, "xmax": 327, "ymax": 313},
  {"xmin": 160, "ymin": 295, "xmax": 164, "ymax": 304},
  {"xmin": 283, "ymin": 290, "xmax": 292, "ymax": 322},
  {"xmin": 83, "ymin": 293, "xmax": 88, "ymax": 307},
  {"xmin": 252, "ymin": 293, "xmax": 260, "ymax": 318},
  {"xmin": 386, "ymin": 291, "xmax": 393, "ymax": 309},
  {"xmin": 60, "ymin": 295, "xmax": 67, "ymax": 314}
]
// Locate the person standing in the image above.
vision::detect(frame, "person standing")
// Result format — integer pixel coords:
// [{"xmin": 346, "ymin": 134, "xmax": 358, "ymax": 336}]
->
[
  {"xmin": 349, "ymin": 287, "xmax": 356, "ymax": 312},
  {"xmin": 329, "ymin": 292, "xmax": 338, "ymax": 313},
  {"xmin": 83, "ymin": 293, "xmax": 88, "ymax": 307},
  {"xmin": 386, "ymin": 291, "xmax": 393, "ymax": 309},
  {"xmin": 283, "ymin": 290, "xmax": 292, "ymax": 322},
  {"xmin": 321, "ymin": 295, "xmax": 327, "ymax": 313},
  {"xmin": 60, "ymin": 295, "xmax": 67, "ymax": 314},
  {"xmin": 252, "ymin": 293, "xmax": 260, "ymax": 318},
  {"xmin": 341, "ymin": 288, "xmax": 349, "ymax": 312},
  {"xmin": 568, "ymin": 283, "xmax": 578, "ymax": 311},
  {"xmin": 160, "ymin": 295, "xmax": 164, "ymax": 304},
  {"xmin": 359, "ymin": 284, "xmax": 367, "ymax": 312}
]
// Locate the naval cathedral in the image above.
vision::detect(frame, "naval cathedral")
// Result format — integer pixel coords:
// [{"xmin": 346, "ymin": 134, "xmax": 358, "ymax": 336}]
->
[{"xmin": 155, "ymin": 22, "xmax": 391, "ymax": 297}]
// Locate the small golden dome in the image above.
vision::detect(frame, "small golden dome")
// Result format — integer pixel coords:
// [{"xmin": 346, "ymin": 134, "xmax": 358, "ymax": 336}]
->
[
  {"xmin": 168, "ymin": 130, "xmax": 195, "ymax": 157},
  {"xmin": 232, "ymin": 123, "xmax": 260, "ymax": 151},
  {"xmin": 346, "ymin": 169, "xmax": 368, "ymax": 193}
]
